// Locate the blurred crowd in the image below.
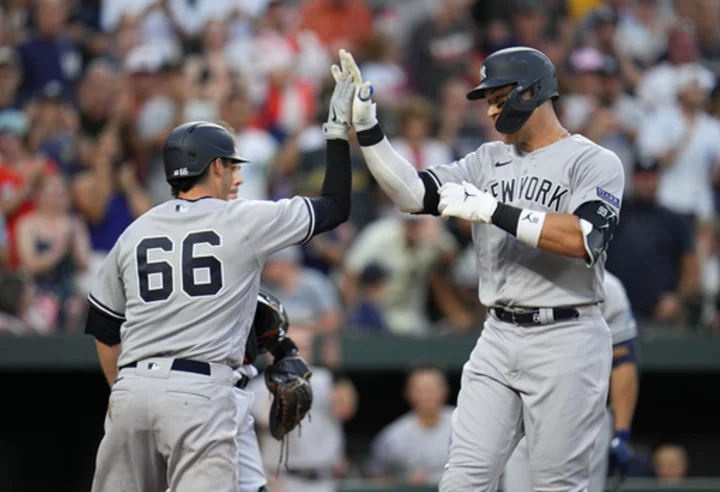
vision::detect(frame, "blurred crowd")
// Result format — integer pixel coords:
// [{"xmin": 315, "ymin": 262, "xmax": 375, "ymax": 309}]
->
[{"xmin": 1, "ymin": 0, "xmax": 720, "ymax": 341}]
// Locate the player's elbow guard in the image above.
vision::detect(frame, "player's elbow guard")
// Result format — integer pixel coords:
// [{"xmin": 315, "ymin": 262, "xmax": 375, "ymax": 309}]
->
[{"xmin": 574, "ymin": 201, "xmax": 619, "ymax": 266}]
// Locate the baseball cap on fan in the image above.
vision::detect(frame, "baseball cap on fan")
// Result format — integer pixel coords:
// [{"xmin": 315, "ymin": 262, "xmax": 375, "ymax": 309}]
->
[
  {"xmin": 569, "ymin": 47, "xmax": 605, "ymax": 74},
  {"xmin": 675, "ymin": 63, "xmax": 715, "ymax": 94},
  {"xmin": 125, "ymin": 44, "xmax": 164, "ymax": 75}
]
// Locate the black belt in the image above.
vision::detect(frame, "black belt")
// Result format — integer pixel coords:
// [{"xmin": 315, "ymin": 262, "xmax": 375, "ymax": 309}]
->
[
  {"xmin": 284, "ymin": 468, "xmax": 331, "ymax": 481},
  {"xmin": 491, "ymin": 306, "xmax": 579, "ymax": 326},
  {"xmin": 119, "ymin": 358, "xmax": 250, "ymax": 389}
]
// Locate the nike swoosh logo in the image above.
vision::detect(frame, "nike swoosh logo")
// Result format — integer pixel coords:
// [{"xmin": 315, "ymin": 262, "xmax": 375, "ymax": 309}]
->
[
  {"xmin": 331, "ymin": 107, "xmax": 338, "ymax": 122},
  {"xmin": 495, "ymin": 160, "xmax": 512, "ymax": 167}
]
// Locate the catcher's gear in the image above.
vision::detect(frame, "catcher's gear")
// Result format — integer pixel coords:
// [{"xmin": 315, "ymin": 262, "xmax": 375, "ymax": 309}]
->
[
  {"xmin": 466, "ymin": 46, "xmax": 559, "ymax": 134},
  {"xmin": 264, "ymin": 345, "xmax": 313, "ymax": 440},
  {"xmin": 244, "ymin": 290, "xmax": 290, "ymax": 365},
  {"xmin": 163, "ymin": 121, "xmax": 247, "ymax": 184}
]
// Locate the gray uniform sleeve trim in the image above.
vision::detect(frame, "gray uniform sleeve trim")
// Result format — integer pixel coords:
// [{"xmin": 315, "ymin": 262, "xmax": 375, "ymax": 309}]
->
[
  {"xmin": 88, "ymin": 294, "xmax": 126, "ymax": 320},
  {"xmin": 299, "ymin": 196, "xmax": 316, "ymax": 244}
]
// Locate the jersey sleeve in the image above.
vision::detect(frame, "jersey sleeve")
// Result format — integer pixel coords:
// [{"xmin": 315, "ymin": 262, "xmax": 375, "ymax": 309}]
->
[
  {"xmin": 602, "ymin": 274, "xmax": 637, "ymax": 345},
  {"xmin": 87, "ymin": 241, "xmax": 126, "ymax": 321},
  {"xmin": 568, "ymin": 147, "xmax": 625, "ymax": 215},
  {"xmin": 236, "ymin": 196, "xmax": 314, "ymax": 259},
  {"xmin": 423, "ymin": 147, "xmax": 485, "ymax": 189}
]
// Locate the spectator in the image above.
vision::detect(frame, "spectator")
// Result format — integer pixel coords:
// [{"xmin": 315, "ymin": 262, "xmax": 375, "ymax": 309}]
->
[
  {"xmin": 508, "ymin": 0, "xmax": 550, "ymax": 49},
  {"xmin": 390, "ymin": 96, "xmax": 453, "ymax": 172},
  {"xmin": 0, "ymin": 47, "xmax": 22, "ymax": 111},
  {"xmin": 405, "ymin": 0, "xmax": 474, "ymax": 103},
  {"xmin": 26, "ymin": 81, "xmax": 79, "ymax": 175},
  {"xmin": 584, "ymin": 56, "xmax": 645, "ymax": 188},
  {"xmin": 16, "ymin": 174, "xmax": 90, "ymax": 330},
  {"xmin": 615, "ymin": 0, "xmax": 673, "ymax": 68},
  {"xmin": 606, "ymin": 161, "xmax": 699, "ymax": 328},
  {"xmin": 561, "ymin": 46, "xmax": 606, "ymax": 134},
  {"xmin": 637, "ymin": 63, "xmax": 719, "ymax": 233},
  {"xmin": 71, "ymin": 127, "xmax": 152, "ymax": 293},
  {"xmin": 342, "ymin": 214, "xmax": 459, "ymax": 335},
  {"xmin": 220, "ymin": 87, "xmax": 278, "ymax": 201},
  {"xmin": 298, "ymin": 0, "xmax": 373, "ymax": 54},
  {"xmin": 365, "ymin": 364, "xmax": 454, "ymax": 485},
  {"xmin": 261, "ymin": 246, "xmax": 342, "ymax": 335},
  {"xmin": 653, "ymin": 444, "xmax": 689, "ymax": 483},
  {"xmin": 0, "ymin": 272, "xmax": 48, "ymax": 335},
  {"xmin": 0, "ymin": 109, "xmax": 57, "ymax": 269},
  {"xmin": 360, "ymin": 32, "xmax": 408, "ymax": 107},
  {"xmin": 249, "ymin": 328, "xmax": 357, "ymax": 492},
  {"xmin": 349, "ymin": 263, "xmax": 390, "ymax": 331},
  {"xmin": 16, "ymin": 0, "xmax": 82, "ymax": 104},
  {"xmin": 635, "ymin": 24, "xmax": 712, "ymax": 111}
]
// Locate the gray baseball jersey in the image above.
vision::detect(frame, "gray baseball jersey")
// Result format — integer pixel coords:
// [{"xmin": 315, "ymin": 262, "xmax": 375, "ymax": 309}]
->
[
  {"xmin": 366, "ymin": 406, "xmax": 455, "ymax": 484},
  {"xmin": 425, "ymin": 135, "xmax": 624, "ymax": 307},
  {"xmin": 88, "ymin": 196, "xmax": 315, "ymax": 369}
]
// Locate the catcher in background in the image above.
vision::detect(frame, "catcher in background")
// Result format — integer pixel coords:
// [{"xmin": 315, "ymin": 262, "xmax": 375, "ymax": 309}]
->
[
  {"xmin": 248, "ymin": 319, "xmax": 358, "ymax": 492},
  {"xmin": 234, "ymin": 290, "xmax": 314, "ymax": 492}
]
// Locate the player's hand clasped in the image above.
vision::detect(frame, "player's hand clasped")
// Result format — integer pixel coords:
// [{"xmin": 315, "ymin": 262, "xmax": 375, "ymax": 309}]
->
[
  {"xmin": 340, "ymin": 50, "xmax": 378, "ymax": 132},
  {"xmin": 323, "ymin": 49, "xmax": 357, "ymax": 141},
  {"xmin": 438, "ymin": 181, "xmax": 498, "ymax": 223}
]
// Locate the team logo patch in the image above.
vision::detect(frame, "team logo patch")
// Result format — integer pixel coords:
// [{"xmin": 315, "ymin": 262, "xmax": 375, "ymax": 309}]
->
[
  {"xmin": 596, "ymin": 187, "xmax": 620, "ymax": 208},
  {"xmin": 481, "ymin": 65, "xmax": 487, "ymax": 81}
]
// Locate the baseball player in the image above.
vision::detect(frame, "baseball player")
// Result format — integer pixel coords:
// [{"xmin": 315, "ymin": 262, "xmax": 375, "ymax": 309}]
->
[
  {"xmin": 340, "ymin": 46, "xmax": 625, "ymax": 491},
  {"xmin": 503, "ymin": 270, "xmax": 639, "ymax": 492},
  {"xmin": 84, "ymin": 51, "xmax": 356, "ymax": 491},
  {"xmin": 234, "ymin": 290, "xmax": 313, "ymax": 492},
  {"xmin": 99, "ymin": 290, "xmax": 310, "ymax": 492}
]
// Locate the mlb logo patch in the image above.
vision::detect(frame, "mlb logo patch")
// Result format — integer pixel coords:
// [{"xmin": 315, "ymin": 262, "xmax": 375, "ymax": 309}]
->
[{"xmin": 596, "ymin": 187, "xmax": 620, "ymax": 208}]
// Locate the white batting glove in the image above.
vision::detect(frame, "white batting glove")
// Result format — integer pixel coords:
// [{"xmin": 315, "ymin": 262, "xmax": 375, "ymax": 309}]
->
[
  {"xmin": 340, "ymin": 50, "xmax": 378, "ymax": 132},
  {"xmin": 323, "ymin": 49, "xmax": 356, "ymax": 141},
  {"xmin": 438, "ymin": 181, "xmax": 498, "ymax": 223}
]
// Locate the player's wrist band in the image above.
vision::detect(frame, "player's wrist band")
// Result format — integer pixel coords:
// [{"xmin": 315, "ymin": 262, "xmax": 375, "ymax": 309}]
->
[
  {"xmin": 491, "ymin": 203, "xmax": 547, "ymax": 247},
  {"xmin": 614, "ymin": 429, "xmax": 631, "ymax": 441},
  {"xmin": 356, "ymin": 123, "xmax": 384, "ymax": 146},
  {"xmin": 270, "ymin": 337, "xmax": 299, "ymax": 360}
]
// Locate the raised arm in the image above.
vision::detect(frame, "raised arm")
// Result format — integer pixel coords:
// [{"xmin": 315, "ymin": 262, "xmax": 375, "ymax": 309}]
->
[
  {"xmin": 239, "ymin": 51, "xmax": 355, "ymax": 259},
  {"xmin": 343, "ymin": 51, "xmax": 448, "ymax": 215}
]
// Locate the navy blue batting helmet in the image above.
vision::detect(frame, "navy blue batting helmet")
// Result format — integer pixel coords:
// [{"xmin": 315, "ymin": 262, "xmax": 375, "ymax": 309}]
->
[
  {"xmin": 467, "ymin": 47, "xmax": 559, "ymax": 134},
  {"xmin": 163, "ymin": 121, "xmax": 247, "ymax": 183}
]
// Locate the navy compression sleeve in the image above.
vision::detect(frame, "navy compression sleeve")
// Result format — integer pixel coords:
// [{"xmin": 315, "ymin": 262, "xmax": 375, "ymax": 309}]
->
[{"xmin": 308, "ymin": 139, "xmax": 352, "ymax": 235}]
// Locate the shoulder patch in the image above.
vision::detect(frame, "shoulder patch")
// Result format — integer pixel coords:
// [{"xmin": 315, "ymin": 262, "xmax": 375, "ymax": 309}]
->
[{"xmin": 596, "ymin": 187, "xmax": 620, "ymax": 208}]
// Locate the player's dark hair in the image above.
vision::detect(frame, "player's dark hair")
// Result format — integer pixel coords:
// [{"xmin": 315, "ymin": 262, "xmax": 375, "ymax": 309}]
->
[{"xmin": 169, "ymin": 158, "xmax": 234, "ymax": 197}]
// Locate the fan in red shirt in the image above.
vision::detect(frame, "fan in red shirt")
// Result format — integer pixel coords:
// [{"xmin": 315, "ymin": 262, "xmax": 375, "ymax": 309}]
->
[{"xmin": 0, "ymin": 109, "xmax": 57, "ymax": 269}]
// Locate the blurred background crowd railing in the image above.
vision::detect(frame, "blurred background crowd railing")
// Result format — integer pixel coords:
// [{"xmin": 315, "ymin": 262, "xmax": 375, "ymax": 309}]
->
[{"xmin": 2, "ymin": 0, "xmax": 720, "ymax": 490}]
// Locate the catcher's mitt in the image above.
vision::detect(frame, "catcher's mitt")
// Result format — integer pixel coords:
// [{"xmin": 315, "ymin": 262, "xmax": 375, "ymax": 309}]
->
[{"xmin": 264, "ymin": 355, "xmax": 313, "ymax": 440}]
